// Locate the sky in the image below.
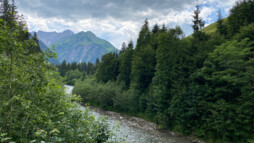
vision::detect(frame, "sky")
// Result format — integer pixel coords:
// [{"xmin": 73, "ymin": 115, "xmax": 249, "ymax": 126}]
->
[{"xmin": 15, "ymin": 0, "xmax": 238, "ymax": 49}]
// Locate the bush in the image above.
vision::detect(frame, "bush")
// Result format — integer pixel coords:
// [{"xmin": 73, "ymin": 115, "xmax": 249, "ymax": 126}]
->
[
  {"xmin": 73, "ymin": 77, "xmax": 141, "ymax": 114},
  {"xmin": 65, "ymin": 69, "xmax": 83, "ymax": 85}
]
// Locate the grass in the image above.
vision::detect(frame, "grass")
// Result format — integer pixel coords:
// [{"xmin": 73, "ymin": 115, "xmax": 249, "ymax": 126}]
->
[
  {"xmin": 202, "ymin": 18, "xmax": 228, "ymax": 35},
  {"xmin": 202, "ymin": 22, "xmax": 217, "ymax": 34}
]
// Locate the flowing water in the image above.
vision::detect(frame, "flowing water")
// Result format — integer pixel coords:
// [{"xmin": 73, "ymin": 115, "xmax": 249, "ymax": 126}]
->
[{"xmin": 65, "ymin": 85, "xmax": 199, "ymax": 143}]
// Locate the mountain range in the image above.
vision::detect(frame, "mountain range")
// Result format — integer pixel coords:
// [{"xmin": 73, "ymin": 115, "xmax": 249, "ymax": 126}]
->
[
  {"xmin": 37, "ymin": 30, "xmax": 74, "ymax": 46},
  {"xmin": 36, "ymin": 30, "xmax": 118, "ymax": 64}
]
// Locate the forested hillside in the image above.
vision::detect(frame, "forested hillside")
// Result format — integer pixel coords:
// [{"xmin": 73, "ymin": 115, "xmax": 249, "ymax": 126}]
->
[
  {"xmin": 0, "ymin": 1, "xmax": 112, "ymax": 142},
  {"xmin": 73, "ymin": 1, "xmax": 254, "ymax": 142}
]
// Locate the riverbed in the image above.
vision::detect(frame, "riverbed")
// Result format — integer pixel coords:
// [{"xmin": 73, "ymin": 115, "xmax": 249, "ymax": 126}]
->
[{"xmin": 64, "ymin": 85, "xmax": 199, "ymax": 143}]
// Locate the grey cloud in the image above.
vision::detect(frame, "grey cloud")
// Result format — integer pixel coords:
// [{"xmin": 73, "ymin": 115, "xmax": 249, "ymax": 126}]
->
[
  {"xmin": 16, "ymin": 0, "xmax": 196, "ymax": 21},
  {"xmin": 14, "ymin": 0, "xmax": 236, "ymax": 48}
]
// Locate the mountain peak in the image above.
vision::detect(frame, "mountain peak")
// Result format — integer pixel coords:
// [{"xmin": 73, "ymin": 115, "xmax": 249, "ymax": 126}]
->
[
  {"xmin": 63, "ymin": 29, "xmax": 74, "ymax": 35},
  {"xmin": 36, "ymin": 30, "xmax": 74, "ymax": 46},
  {"xmin": 78, "ymin": 31, "xmax": 96, "ymax": 37},
  {"xmin": 54, "ymin": 31, "xmax": 118, "ymax": 64}
]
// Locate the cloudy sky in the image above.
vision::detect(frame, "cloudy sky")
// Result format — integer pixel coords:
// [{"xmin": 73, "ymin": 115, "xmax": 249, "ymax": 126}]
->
[{"xmin": 15, "ymin": 0, "xmax": 237, "ymax": 49}]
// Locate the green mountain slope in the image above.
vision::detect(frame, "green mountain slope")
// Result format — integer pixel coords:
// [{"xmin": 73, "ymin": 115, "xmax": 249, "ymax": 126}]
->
[
  {"xmin": 202, "ymin": 18, "xmax": 227, "ymax": 34},
  {"xmin": 54, "ymin": 31, "xmax": 119, "ymax": 63}
]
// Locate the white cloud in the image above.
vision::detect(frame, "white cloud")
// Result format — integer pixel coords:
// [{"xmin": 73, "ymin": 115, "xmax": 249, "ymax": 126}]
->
[{"xmin": 16, "ymin": 0, "xmax": 238, "ymax": 49}]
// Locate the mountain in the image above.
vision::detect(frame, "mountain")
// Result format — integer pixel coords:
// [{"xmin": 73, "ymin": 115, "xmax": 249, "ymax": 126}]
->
[
  {"xmin": 37, "ymin": 30, "xmax": 74, "ymax": 46},
  {"xmin": 38, "ymin": 40, "xmax": 48, "ymax": 51},
  {"xmin": 54, "ymin": 31, "xmax": 118, "ymax": 63},
  {"xmin": 36, "ymin": 30, "xmax": 118, "ymax": 64}
]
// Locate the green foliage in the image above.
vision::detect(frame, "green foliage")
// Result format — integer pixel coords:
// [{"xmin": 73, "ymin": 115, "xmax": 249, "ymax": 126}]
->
[
  {"xmin": 73, "ymin": 76, "xmax": 139, "ymax": 114},
  {"xmin": 136, "ymin": 19, "xmax": 151, "ymax": 50},
  {"xmin": 147, "ymin": 27, "xmax": 186, "ymax": 126},
  {"xmin": 65, "ymin": 69, "xmax": 83, "ymax": 85},
  {"xmin": 235, "ymin": 23, "xmax": 254, "ymax": 41},
  {"xmin": 227, "ymin": 0, "xmax": 254, "ymax": 35},
  {"xmin": 0, "ymin": 2, "xmax": 113, "ymax": 142},
  {"xmin": 192, "ymin": 5, "xmax": 205, "ymax": 34},
  {"xmin": 96, "ymin": 52, "xmax": 119, "ymax": 82},
  {"xmin": 73, "ymin": 77, "xmax": 118, "ymax": 108},
  {"xmin": 131, "ymin": 46, "xmax": 155, "ymax": 93},
  {"xmin": 0, "ymin": 26, "xmax": 112, "ymax": 142},
  {"xmin": 57, "ymin": 60, "xmax": 96, "ymax": 85},
  {"xmin": 192, "ymin": 39, "xmax": 254, "ymax": 142},
  {"xmin": 130, "ymin": 44, "xmax": 155, "ymax": 112},
  {"xmin": 216, "ymin": 10, "xmax": 227, "ymax": 36},
  {"xmin": 30, "ymin": 32, "xmax": 42, "ymax": 54},
  {"xmin": 117, "ymin": 41, "xmax": 134, "ymax": 88}
]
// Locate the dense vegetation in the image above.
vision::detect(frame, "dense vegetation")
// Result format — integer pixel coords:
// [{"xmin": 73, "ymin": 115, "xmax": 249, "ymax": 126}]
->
[
  {"xmin": 0, "ymin": 1, "xmax": 113, "ymax": 142},
  {"xmin": 73, "ymin": 1, "xmax": 254, "ymax": 142},
  {"xmin": 56, "ymin": 59, "xmax": 99, "ymax": 85}
]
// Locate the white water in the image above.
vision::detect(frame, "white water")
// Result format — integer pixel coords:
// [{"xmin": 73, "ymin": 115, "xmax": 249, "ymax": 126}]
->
[{"xmin": 64, "ymin": 85, "xmax": 193, "ymax": 143}]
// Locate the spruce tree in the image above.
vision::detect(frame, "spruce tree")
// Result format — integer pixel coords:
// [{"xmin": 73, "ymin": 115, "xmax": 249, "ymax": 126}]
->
[
  {"xmin": 31, "ymin": 32, "xmax": 42, "ymax": 53},
  {"xmin": 136, "ymin": 19, "xmax": 151, "ymax": 50},
  {"xmin": 216, "ymin": 10, "xmax": 227, "ymax": 35},
  {"xmin": 192, "ymin": 5, "xmax": 204, "ymax": 33},
  {"xmin": 96, "ymin": 53, "xmax": 119, "ymax": 82},
  {"xmin": 148, "ymin": 27, "xmax": 185, "ymax": 127},
  {"xmin": 117, "ymin": 41, "xmax": 134, "ymax": 88},
  {"xmin": 95, "ymin": 58, "xmax": 100, "ymax": 66},
  {"xmin": 160, "ymin": 24, "xmax": 167, "ymax": 33},
  {"xmin": 131, "ymin": 20, "xmax": 155, "ymax": 93},
  {"xmin": 120, "ymin": 42, "xmax": 127, "ymax": 54},
  {"xmin": 0, "ymin": 0, "xmax": 16, "ymax": 27},
  {"xmin": 152, "ymin": 24, "xmax": 159, "ymax": 34},
  {"xmin": 192, "ymin": 4, "xmax": 207, "ymax": 42}
]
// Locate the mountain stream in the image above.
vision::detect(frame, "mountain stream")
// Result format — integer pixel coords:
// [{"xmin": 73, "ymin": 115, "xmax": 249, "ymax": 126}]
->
[{"xmin": 65, "ymin": 85, "xmax": 201, "ymax": 143}]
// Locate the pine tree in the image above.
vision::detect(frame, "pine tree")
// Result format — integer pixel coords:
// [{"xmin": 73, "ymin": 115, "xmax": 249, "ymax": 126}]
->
[
  {"xmin": 127, "ymin": 40, "xmax": 134, "ymax": 49},
  {"xmin": 117, "ymin": 41, "xmax": 134, "ymax": 88},
  {"xmin": 160, "ymin": 24, "xmax": 167, "ymax": 33},
  {"xmin": 96, "ymin": 53, "xmax": 119, "ymax": 82},
  {"xmin": 216, "ymin": 10, "xmax": 227, "ymax": 35},
  {"xmin": 131, "ymin": 20, "xmax": 155, "ymax": 92},
  {"xmin": 31, "ymin": 32, "xmax": 42, "ymax": 53},
  {"xmin": 96, "ymin": 58, "xmax": 100, "ymax": 66},
  {"xmin": 152, "ymin": 24, "xmax": 159, "ymax": 34},
  {"xmin": 0, "ymin": 0, "xmax": 16, "ymax": 27},
  {"xmin": 136, "ymin": 19, "xmax": 151, "ymax": 50},
  {"xmin": 191, "ymin": 4, "xmax": 209, "ymax": 69},
  {"xmin": 192, "ymin": 5, "xmax": 204, "ymax": 33},
  {"xmin": 120, "ymin": 42, "xmax": 127, "ymax": 54},
  {"xmin": 147, "ymin": 27, "xmax": 185, "ymax": 127}
]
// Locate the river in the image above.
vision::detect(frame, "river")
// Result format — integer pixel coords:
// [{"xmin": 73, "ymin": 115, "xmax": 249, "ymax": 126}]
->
[{"xmin": 64, "ymin": 85, "xmax": 200, "ymax": 143}]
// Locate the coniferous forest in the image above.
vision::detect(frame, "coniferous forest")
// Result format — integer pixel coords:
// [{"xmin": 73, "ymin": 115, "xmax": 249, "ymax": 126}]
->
[
  {"xmin": 0, "ymin": 0, "xmax": 254, "ymax": 143},
  {"xmin": 72, "ymin": 1, "xmax": 254, "ymax": 142}
]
